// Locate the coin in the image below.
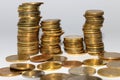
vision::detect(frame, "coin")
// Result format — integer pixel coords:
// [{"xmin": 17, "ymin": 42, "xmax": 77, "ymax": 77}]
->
[
  {"xmin": 41, "ymin": 73, "xmax": 72, "ymax": 80},
  {"xmin": 84, "ymin": 10, "xmax": 104, "ymax": 16},
  {"xmin": 69, "ymin": 66, "xmax": 96, "ymax": 75},
  {"xmin": 10, "ymin": 63, "xmax": 35, "ymax": 71},
  {"xmin": 67, "ymin": 75, "xmax": 102, "ymax": 80},
  {"xmin": 83, "ymin": 59, "xmax": 106, "ymax": 67},
  {"xmin": 30, "ymin": 54, "xmax": 53, "ymax": 62},
  {"xmin": 6, "ymin": 55, "xmax": 29, "ymax": 62},
  {"xmin": 62, "ymin": 60, "xmax": 82, "ymax": 68},
  {"xmin": 49, "ymin": 55, "xmax": 67, "ymax": 62},
  {"xmin": 98, "ymin": 68, "xmax": 120, "ymax": 77},
  {"xmin": 22, "ymin": 70, "xmax": 45, "ymax": 78},
  {"xmin": 0, "ymin": 67, "xmax": 21, "ymax": 77},
  {"xmin": 107, "ymin": 61, "xmax": 120, "ymax": 69},
  {"xmin": 37, "ymin": 61, "xmax": 62, "ymax": 71}
]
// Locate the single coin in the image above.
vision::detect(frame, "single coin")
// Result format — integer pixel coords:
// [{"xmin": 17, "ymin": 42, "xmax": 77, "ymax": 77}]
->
[
  {"xmin": 49, "ymin": 56, "xmax": 67, "ymax": 62},
  {"xmin": 6, "ymin": 55, "xmax": 29, "ymax": 62},
  {"xmin": 62, "ymin": 60, "xmax": 82, "ymax": 68},
  {"xmin": 30, "ymin": 54, "xmax": 53, "ymax": 62},
  {"xmin": 0, "ymin": 67, "xmax": 21, "ymax": 77},
  {"xmin": 41, "ymin": 19, "xmax": 61, "ymax": 24},
  {"xmin": 69, "ymin": 66, "xmax": 96, "ymax": 75},
  {"xmin": 99, "ymin": 52, "xmax": 120, "ymax": 60},
  {"xmin": 37, "ymin": 61, "xmax": 62, "ymax": 71},
  {"xmin": 98, "ymin": 68, "xmax": 120, "ymax": 77},
  {"xmin": 85, "ymin": 10, "xmax": 104, "ymax": 16},
  {"xmin": 83, "ymin": 59, "xmax": 106, "ymax": 67},
  {"xmin": 41, "ymin": 73, "xmax": 72, "ymax": 80},
  {"xmin": 10, "ymin": 63, "xmax": 35, "ymax": 71},
  {"xmin": 67, "ymin": 75, "xmax": 102, "ymax": 80},
  {"xmin": 107, "ymin": 61, "xmax": 120, "ymax": 69},
  {"xmin": 22, "ymin": 70, "xmax": 45, "ymax": 78}
]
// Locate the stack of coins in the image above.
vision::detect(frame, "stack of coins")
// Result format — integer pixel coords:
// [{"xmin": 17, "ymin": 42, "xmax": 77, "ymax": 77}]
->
[
  {"xmin": 17, "ymin": 2, "xmax": 43, "ymax": 57},
  {"xmin": 40, "ymin": 19, "xmax": 64, "ymax": 55},
  {"xmin": 83, "ymin": 10, "xmax": 104, "ymax": 55},
  {"xmin": 63, "ymin": 35, "xmax": 84, "ymax": 54}
]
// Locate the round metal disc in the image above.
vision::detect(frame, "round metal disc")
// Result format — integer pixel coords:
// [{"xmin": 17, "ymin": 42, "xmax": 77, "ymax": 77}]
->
[
  {"xmin": 49, "ymin": 55, "xmax": 67, "ymax": 62},
  {"xmin": 107, "ymin": 61, "xmax": 120, "ymax": 69}
]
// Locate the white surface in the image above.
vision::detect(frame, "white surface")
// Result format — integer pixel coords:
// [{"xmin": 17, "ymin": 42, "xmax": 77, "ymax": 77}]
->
[{"xmin": 0, "ymin": 0, "xmax": 120, "ymax": 80}]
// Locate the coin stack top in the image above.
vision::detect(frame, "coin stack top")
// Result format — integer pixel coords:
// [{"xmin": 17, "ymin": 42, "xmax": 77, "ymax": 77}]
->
[{"xmin": 83, "ymin": 10, "xmax": 104, "ymax": 56}]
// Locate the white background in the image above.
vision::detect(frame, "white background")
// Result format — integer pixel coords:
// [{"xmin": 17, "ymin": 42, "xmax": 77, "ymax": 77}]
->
[{"xmin": 0, "ymin": 0, "xmax": 120, "ymax": 80}]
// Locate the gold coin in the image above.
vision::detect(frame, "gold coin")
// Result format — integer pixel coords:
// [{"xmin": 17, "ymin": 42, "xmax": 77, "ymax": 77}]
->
[
  {"xmin": 30, "ymin": 54, "xmax": 53, "ymax": 62},
  {"xmin": 67, "ymin": 75, "xmax": 102, "ymax": 80},
  {"xmin": 22, "ymin": 70, "xmax": 45, "ymax": 78},
  {"xmin": 83, "ymin": 59, "xmax": 106, "ymax": 67},
  {"xmin": 69, "ymin": 66, "xmax": 96, "ymax": 75},
  {"xmin": 37, "ymin": 61, "xmax": 62, "ymax": 71},
  {"xmin": 49, "ymin": 55, "xmax": 67, "ymax": 62},
  {"xmin": 85, "ymin": 10, "xmax": 104, "ymax": 16},
  {"xmin": 41, "ymin": 19, "xmax": 61, "ymax": 24},
  {"xmin": 99, "ymin": 52, "xmax": 120, "ymax": 60},
  {"xmin": 22, "ymin": 2, "xmax": 43, "ymax": 6},
  {"xmin": 98, "ymin": 68, "xmax": 120, "ymax": 77},
  {"xmin": 6, "ymin": 55, "xmax": 29, "ymax": 62},
  {"xmin": 41, "ymin": 73, "xmax": 72, "ymax": 80},
  {"xmin": 10, "ymin": 63, "xmax": 35, "ymax": 71},
  {"xmin": 0, "ymin": 67, "xmax": 21, "ymax": 77},
  {"xmin": 107, "ymin": 61, "xmax": 120, "ymax": 69},
  {"xmin": 62, "ymin": 60, "xmax": 82, "ymax": 68}
]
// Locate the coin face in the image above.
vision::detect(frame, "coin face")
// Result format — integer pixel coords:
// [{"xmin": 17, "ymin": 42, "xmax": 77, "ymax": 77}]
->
[
  {"xmin": 98, "ymin": 68, "xmax": 120, "ymax": 77},
  {"xmin": 107, "ymin": 61, "xmax": 120, "ymax": 69},
  {"xmin": 37, "ymin": 61, "xmax": 62, "ymax": 71},
  {"xmin": 62, "ymin": 60, "xmax": 82, "ymax": 68},
  {"xmin": 30, "ymin": 54, "xmax": 53, "ymax": 62},
  {"xmin": 22, "ymin": 70, "xmax": 45, "ymax": 78},
  {"xmin": 0, "ymin": 67, "xmax": 21, "ymax": 77},
  {"xmin": 10, "ymin": 63, "xmax": 35, "ymax": 71},
  {"xmin": 69, "ymin": 66, "xmax": 96, "ymax": 76},
  {"xmin": 49, "ymin": 56, "xmax": 67, "ymax": 62},
  {"xmin": 85, "ymin": 10, "xmax": 104, "ymax": 16},
  {"xmin": 6, "ymin": 55, "xmax": 29, "ymax": 62},
  {"xmin": 83, "ymin": 59, "xmax": 106, "ymax": 67}
]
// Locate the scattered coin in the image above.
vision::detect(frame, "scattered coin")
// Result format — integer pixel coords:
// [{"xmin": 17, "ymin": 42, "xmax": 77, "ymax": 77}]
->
[
  {"xmin": 107, "ymin": 61, "xmax": 120, "ymax": 69},
  {"xmin": 49, "ymin": 55, "xmax": 67, "ymax": 62}
]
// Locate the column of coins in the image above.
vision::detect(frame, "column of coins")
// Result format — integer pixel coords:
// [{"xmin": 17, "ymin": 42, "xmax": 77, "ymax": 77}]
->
[
  {"xmin": 83, "ymin": 10, "xmax": 104, "ymax": 55},
  {"xmin": 40, "ymin": 19, "xmax": 64, "ymax": 55},
  {"xmin": 63, "ymin": 35, "xmax": 84, "ymax": 54},
  {"xmin": 17, "ymin": 2, "xmax": 43, "ymax": 58}
]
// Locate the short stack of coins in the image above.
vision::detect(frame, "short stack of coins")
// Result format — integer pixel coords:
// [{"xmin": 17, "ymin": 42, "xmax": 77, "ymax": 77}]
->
[
  {"xmin": 17, "ymin": 2, "xmax": 43, "ymax": 58},
  {"xmin": 83, "ymin": 10, "xmax": 104, "ymax": 56},
  {"xmin": 40, "ymin": 19, "xmax": 64, "ymax": 55},
  {"xmin": 63, "ymin": 35, "xmax": 84, "ymax": 54}
]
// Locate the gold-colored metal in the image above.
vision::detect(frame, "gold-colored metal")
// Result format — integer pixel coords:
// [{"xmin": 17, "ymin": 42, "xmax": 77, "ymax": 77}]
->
[
  {"xmin": 22, "ymin": 70, "xmax": 45, "ymax": 78},
  {"xmin": 30, "ymin": 54, "xmax": 53, "ymax": 62},
  {"xmin": 0, "ymin": 67, "xmax": 21, "ymax": 77},
  {"xmin": 98, "ymin": 68, "xmax": 120, "ymax": 77},
  {"xmin": 62, "ymin": 60, "xmax": 82, "ymax": 68},
  {"xmin": 83, "ymin": 59, "xmax": 106, "ymax": 67},
  {"xmin": 69, "ymin": 66, "xmax": 96, "ymax": 75},
  {"xmin": 107, "ymin": 61, "xmax": 120, "ymax": 69},
  {"xmin": 85, "ymin": 10, "xmax": 104, "ymax": 16},
  {"xmin": 49, "ymin": 55, "xmax": 67, "ymax": 62},
  {"xmin": 10, "ymin": 63, "xmax": 35, "ymax": 71},
  {"xmin": 6, "ymin": 55, "xmax": 29, "ymax": 62},
  {"xmin": 37, "ymin": 61, "xmax": 62, "ymax": 71}
]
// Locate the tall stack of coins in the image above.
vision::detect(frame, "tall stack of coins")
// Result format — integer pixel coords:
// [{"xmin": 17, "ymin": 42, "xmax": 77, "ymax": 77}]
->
[
  {"xmin": 17, "ymin": 2, "xmax": 43, "ymax": 58},
  {"xmin": 83, "ymin": 10, "xmax": 104, "ymax": 55},
  {"xmin": 40, "ymin": 19, "xmax": 64, "ymax": 55},
  {"xmin": 63, "ymin": 35, "xmax": 84, "ymax": 54}
]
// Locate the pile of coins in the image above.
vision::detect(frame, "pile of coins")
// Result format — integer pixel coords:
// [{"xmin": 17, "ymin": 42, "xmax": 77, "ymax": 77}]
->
[
  {"xmin": 17, "ymin": 2, "xmax": 43, "ymax": 58},
  {"xmin": 64, "ymin": 35, "xmax": 84, "ymax": 54},
  {"xmin": 83, "ymin": 10, "xmax": 104, "ymax": 55},
  {"xmin": 40, "ymin": 19, "xmax": 64, "ymax": 55}
]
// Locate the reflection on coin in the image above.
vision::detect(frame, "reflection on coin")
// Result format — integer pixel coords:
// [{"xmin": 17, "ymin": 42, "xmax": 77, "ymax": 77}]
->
[
  {"xmin": 22, "ymin": 70, "xmax": 45, "ymax": 78},
  {"xmin": 107, "ymin": 61, "xmax": 120, "ymax": 69},
  {"xmin": 41, "ymin": 73, "xmax": 72, "ymax": 80},
  {"xmin": 67, "ymin": 75, "xmax": 102, "ymax": 80},
  {"xmin": 98, "ymin": 68, "xmax": 120, "ymax": 77},
  {"xmin": 83, "ymin": 59, "xmax": 106, "ymax": 67},
  {"xmin": 0, "ymin": 67, "xmax": 21, "ymax": 77},
  {"xmin": 6, "ymin": 55, "xmax": 29, "ymax": 62},
  {"xmin": 10, "ymin": 63, "xmax": 35, "ymax": 71},
  {"xmin": 49, "ymin": 56, "xmax": 67, "ymax": 62},
  {"xmin": 62, "ymin": 60, "xmax": 82, "ymax": 68},
  {"xmin": 69, "ymin": 66, "xmax": 96, "ymax": 76},
  {"xmin": 37, "ymin": 61, "xmax": 62, "ymax": 71},
  {"xmin": 30, "ymin": 54, "xmax": 52, "ymax": 62}
]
